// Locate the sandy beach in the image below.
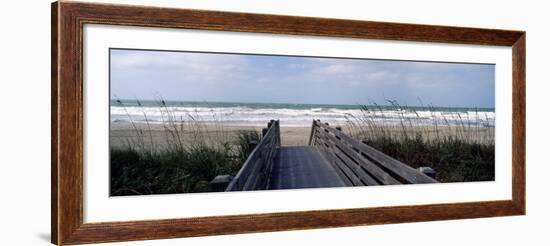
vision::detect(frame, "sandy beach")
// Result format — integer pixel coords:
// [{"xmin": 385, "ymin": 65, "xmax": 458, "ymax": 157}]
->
[
  {"xmin": 111, "ymin": 121, "xmax": 494, "ymax": 151},
  {"xmin": 110, "ymin": 122, "xmax": 313, "ymax": 149}
]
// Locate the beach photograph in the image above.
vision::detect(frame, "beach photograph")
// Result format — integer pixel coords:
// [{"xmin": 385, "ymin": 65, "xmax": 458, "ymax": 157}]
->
[{"xmin": 109, "ymin": 48, "xmax": 495, "ymax": 196}]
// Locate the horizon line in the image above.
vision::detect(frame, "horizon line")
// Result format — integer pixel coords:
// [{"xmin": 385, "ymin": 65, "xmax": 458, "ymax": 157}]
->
[{"xmin": 110, "ymin": 98, "xmax": 495, "ymax": 110}]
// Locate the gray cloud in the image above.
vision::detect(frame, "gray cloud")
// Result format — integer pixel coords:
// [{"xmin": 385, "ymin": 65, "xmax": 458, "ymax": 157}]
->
[{"xmin": 111, "ymin": 49, "xmax": 495, "ymax": 108}]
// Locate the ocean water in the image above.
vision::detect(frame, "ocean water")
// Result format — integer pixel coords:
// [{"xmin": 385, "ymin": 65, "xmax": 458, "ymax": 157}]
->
[{"xmin": 110, "ymin": 100, "xmax": 495, "ymax": 127}]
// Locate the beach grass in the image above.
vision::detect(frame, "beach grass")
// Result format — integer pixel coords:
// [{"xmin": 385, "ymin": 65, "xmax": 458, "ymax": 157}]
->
[
  {"xmin": 345, "ymin": 100, "xmax": 495, "ymax": 182},
  {"xmin": 111, "ymin": 97, "xmax": 496, "ymax": 195},
  {"xmin": 110, "ymin": 99, "xmax": 260, "ymax": 196}
]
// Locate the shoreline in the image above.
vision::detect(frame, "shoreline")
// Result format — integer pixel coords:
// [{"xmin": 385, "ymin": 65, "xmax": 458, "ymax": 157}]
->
[{"xmin": 110, "ymin": 122, "xmax": 494, "ymax": 150}]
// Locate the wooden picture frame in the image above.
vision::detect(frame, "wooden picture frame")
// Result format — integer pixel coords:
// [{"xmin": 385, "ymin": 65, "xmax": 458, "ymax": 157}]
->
[{"xmin": 52, "ymin": 1, "xmax": 525, "ymax": 245}]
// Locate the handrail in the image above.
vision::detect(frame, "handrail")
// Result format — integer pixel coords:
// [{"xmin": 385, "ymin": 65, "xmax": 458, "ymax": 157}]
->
[
  {"xmin": 226, "ymin": 120, "xmax": 280, "ymax": 191},
  {"xmin": 310, "ymin": 120, "xmax": 438, "ymax": 185}
]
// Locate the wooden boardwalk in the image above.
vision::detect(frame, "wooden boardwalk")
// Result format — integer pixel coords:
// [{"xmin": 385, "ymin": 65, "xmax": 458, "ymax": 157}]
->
[
  {"xmin": 223, "ymin": 120, "xmax": 438, "ymax": 192},
  {"xmin": 268, "ymin": 146, "xmax": 345, "ymax": 190}
]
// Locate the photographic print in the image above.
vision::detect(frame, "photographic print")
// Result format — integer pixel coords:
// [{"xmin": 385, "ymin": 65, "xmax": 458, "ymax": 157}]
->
[
  {"xmin": 109, "ymin": 48, "xmax": 495, "ymax": 196},
  {"xmin": 52, "ymin": 3, "xmax": 525, "ymax": 244}
]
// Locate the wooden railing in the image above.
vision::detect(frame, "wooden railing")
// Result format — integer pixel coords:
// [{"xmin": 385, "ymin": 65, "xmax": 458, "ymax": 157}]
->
[
  {"xmin": 309, "ymin": 120, "xmax": 438, "ymax": 186},
  {"xmin": 225, "ymin": 120, "xmax": 280, "ymax": 191}
]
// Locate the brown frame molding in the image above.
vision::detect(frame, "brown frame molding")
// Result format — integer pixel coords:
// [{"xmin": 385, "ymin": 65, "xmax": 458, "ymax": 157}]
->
[{"xmin": 52, "ymin": 1, "xmax": 526, "ymax": 245}]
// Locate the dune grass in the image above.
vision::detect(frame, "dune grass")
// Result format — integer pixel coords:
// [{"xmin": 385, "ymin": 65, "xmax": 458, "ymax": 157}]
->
[
  {"xmin": 110, "ymin": 99, "xmax": 260, "ymax": 196},
  {"xmin": 345, "ymin": 100, "xmax": 495, "ymax": 182},
  {"xmin": 111, "ymin": 96, "xmax": 495, "ymax": 194}
]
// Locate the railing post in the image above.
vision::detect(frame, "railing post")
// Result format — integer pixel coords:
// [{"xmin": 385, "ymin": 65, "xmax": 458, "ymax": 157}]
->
[
  {"xmin": 308, "ymin": 119, "xmax": 316, "ymax": 146},
  {"xmin": 262, "ymin": 128, "xmax": 268, "ymax": 138},
  {"xmin": 210, "ymin": 175, "xmax": 234, "ymax": 192},
  {"xmin": 417, "ymin": 167, "xmax": 436, "ymax": 179},
  {"xmin": 276, "ymin": 120, "xmax": 281, "ymax": 146}
]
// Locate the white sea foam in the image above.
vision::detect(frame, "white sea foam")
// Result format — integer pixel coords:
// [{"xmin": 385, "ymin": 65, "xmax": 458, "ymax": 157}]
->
[{"xmin": 111, "ymin": 106, "xmax": 495, "ymax": 127}]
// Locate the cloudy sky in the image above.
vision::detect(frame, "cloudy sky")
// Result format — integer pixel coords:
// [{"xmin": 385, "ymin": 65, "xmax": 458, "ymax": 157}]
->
[{"xmin": 110, "ymin": 49, "xmax": 495, "ymax": 108}]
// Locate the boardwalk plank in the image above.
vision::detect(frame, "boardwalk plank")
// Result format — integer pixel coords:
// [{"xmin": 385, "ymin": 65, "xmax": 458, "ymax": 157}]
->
[{"xmin": 268, "ymin": 146, "xmax": 346, "ymax": 190}]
